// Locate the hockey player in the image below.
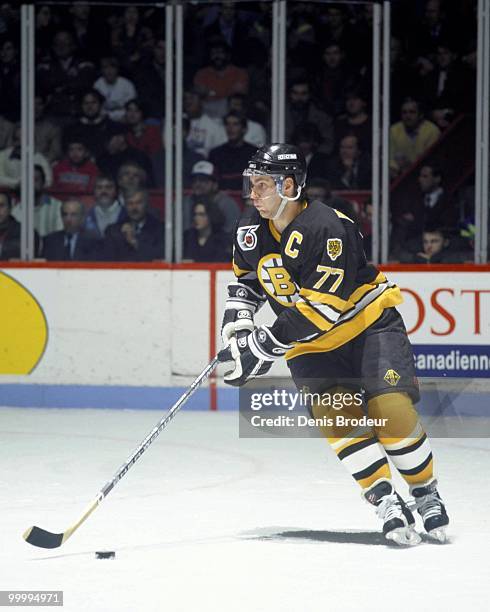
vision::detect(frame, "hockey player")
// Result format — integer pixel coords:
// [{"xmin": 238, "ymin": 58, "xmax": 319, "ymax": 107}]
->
[{"xmin": 219, "ymin": 143, "xmax": 449, "ymax": 546}]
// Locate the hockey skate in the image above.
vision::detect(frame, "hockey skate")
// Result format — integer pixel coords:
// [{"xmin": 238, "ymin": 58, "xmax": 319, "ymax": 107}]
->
[
  {"xmin": 364, "ymin": 479, "xmax": 421, "ymax": 546},
  {"xmin": 409, "ymin": 478, "xmax": 449, "ymax": 543}
]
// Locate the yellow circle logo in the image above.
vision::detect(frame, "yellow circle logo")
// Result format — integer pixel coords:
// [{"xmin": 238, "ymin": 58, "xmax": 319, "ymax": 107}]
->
[
  {"xmin": 0, "ymin": 271, "xmax": 48, "ymax": 374},
  {"xmin": 257, "ymin": 253, "xmax": 299, "ymax": 307}
]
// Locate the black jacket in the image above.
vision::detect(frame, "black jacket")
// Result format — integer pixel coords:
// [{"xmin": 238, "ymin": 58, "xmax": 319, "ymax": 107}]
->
[
  {"xmin": 41, "ymin": 230, "xmax": 101, "ymax": 261},
  {"xmin": 104, "ymin": 215, "xmax": 164, "ymax": 262}
]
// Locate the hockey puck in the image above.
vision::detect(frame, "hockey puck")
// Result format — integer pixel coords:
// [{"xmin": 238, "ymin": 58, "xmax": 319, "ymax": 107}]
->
[{"xmin": 95, "ymin": 551, "xmax": 115, "ymax": 559}]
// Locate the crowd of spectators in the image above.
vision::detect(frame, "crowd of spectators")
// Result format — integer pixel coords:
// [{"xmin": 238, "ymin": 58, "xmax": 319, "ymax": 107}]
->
[{"xmin": 0, "ymin": 1, "xmax": 480, "ymax": 263}]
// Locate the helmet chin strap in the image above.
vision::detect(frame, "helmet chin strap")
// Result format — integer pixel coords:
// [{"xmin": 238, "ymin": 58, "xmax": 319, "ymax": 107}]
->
[{"xmin": 272, "ymin": 187, "xmax": 303, "ymax": 220}]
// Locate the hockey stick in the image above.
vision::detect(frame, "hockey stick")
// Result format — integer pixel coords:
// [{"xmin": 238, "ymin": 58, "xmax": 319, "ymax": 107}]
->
[{"xmin": 23, "ymin": 356, "xmax": 220, "ymax": 549}]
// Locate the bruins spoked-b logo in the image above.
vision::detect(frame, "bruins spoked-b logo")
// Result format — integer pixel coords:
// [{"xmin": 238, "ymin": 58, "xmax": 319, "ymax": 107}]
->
[
  {"xmin": 257, "ymin": 253, "xmax": 299, "ymax": 306},
  {"xmin": 237, "ymin": 225, "xmax": 260, "ymax": 251},
  {"xmin": 327, "ymin": 238, "xmax": 343, "ymax": 261},
  {"xmin": 384, "ymin": 369, "xmax": 401, "ymax": 386}
]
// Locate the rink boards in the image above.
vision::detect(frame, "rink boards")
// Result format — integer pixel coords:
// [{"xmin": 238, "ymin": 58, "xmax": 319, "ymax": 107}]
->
[{"xmin": 0, "ymin": 263, "xmax": 489, "ymax": 410}]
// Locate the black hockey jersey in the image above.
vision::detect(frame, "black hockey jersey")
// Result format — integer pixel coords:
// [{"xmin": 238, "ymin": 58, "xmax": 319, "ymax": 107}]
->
[{"xmin": 232, "ymin": 200, "xmax": 403, "ymax": 359}]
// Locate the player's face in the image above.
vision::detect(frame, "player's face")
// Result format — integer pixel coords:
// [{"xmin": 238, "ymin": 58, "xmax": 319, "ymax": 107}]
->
[
  {"xmin": 248, "ymin": 175, "xmax": 280, "ymax": 217},
  {"xmin": 247, "ymin": 175, "xmax": 296, "ymax": 218}
]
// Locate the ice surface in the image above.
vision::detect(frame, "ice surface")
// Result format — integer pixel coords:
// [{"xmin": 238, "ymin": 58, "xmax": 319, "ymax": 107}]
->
[{"xmin": 1, "ymin": 407, "xmax": 489, "ymax": 612}]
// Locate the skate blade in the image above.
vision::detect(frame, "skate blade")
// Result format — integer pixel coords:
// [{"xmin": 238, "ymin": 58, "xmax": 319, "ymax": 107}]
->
[
  {"xmin": 427, "ymin": 527, "xmax": 447, "ymax": 543},
  {"xmin": 386, "ymin": 526, "xmax": 422, "ymax": 547}
]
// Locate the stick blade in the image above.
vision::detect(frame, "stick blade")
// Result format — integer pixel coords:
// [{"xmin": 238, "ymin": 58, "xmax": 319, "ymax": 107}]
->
[{"xmin": 23, "ymin": 526, "xmax": 64, "ymax": 549}]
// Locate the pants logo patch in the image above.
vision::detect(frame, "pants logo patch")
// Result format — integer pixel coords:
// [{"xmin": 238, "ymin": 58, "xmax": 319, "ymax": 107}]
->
[{"xmin": 384, "ymin": 369, "xmax": 401, "ymax": 386}]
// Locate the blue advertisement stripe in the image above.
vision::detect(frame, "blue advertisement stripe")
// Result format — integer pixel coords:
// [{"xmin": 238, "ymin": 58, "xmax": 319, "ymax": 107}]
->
[
  {"xmin": 413, "ymin": 344, "xmax": 490, "ymax": 377},
  {"xmin": 0, "ymin": 384, "xmax": 238, "ymax": 411}
]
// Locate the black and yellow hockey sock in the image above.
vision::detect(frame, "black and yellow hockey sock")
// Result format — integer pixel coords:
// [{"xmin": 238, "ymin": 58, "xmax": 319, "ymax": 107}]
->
[
  {"xmin": 311, "ymin": 392, "xmax": 392, "ymax": 489},
  {"xmin": 368, "ymin": 392, "xmax": 434, "ymax": 485}
]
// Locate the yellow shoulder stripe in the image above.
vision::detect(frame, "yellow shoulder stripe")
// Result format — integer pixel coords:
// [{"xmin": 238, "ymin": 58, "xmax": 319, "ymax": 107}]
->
[{"xmin": 334, "ymin": 209, "xmax": 354, "ymax": 223}]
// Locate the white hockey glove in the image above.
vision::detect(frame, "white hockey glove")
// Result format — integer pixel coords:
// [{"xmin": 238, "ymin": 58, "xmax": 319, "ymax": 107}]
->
[
  {"xmin": 218, "ymin": 325, "xmax": 292, "ymax": 387},
  {"xmin": 220, "ymin": 282, "xmax": 266, "ymax": 348}
]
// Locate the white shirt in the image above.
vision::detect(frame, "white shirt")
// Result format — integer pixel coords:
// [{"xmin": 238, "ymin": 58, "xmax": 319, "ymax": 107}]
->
[
  {"xmin": 94, "ymin": 76, "xmax": 137, "ymax": 122},
  {"xmin": 186, "ymin": 114, "xmax": 227, "ymax": 158},
  {"xmin": 244, "ymin": 119, "xmax": 267, "ymax": 148}
]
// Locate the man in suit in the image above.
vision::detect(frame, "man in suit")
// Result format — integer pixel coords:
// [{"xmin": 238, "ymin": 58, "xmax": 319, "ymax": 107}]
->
[
  {"xmin": 104, "ymin": 188, "xmax": 164, "ymax": 261},
  {"xmin": 42, "ymin": 199, "xmax": 100, "ymax": 261}
]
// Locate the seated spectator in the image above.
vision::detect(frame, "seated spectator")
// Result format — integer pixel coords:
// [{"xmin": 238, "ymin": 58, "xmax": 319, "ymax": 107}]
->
[
  {"xmin": 389, "ymin": 97, "xmax": 440, "ymax": 178},
  {"xmin": 327, "ymin": 134, "xmax": 372, "ymax": 190},
  {"xmin": 0, "ymin": 191, "xmax": 20, "ymax": 260},
  {"xmin": 193, "ymin": 38, "xmax": 249, "ymax": 118},
  {"xmin": 291, "ymin": 122, "xmax": 329, "ymax": 182},
  {"xmin": 399, "ymin": 227, "xmax": 460, "ymax": 263},
  {"xmin": 36, "ymin": 30, "xmax": 96, "ymax": 122},
  {"xmin": 53, "ymin": 138, "xmax": 99, "ymax": 194},
  {"xmin": 391, "ymin": 163, "xmax": 457, "ymax": 247},
  {"xmin": 0, "ymin": 114, "xmax": 14, "ymax": 150},
  {"xmin": 42, "ymin": 199, "xmax": 100, "ymax": 261},
  {"xmin": 227, "ymin": 93, "xmax": 267, "ymax": 146},
  {"xmin": 97, "ymin": 124, "xmax": 153, "ymax": 186},
  {"xmin": 63, "ymin": 89, "xmax": 121, "ymax": 160},
  {"xmin": 202, "ymin": 2, "xmax": 252, "ymax": 68},
  {"xmin": 422, "ymin": 42, "xmax": 475, "ymax": 129},
  {"xmin": 183, "ymin": 161, "xmax": 240, "ymax": 233},
  {"xmin": 183, "ymin": 198, "xmax": 231, "ymax": 262},
  {"xmin": 110, "ymin": 5, "xmax": 145, "ymax": 74},
  {"xmin": 117, "ymin": 161, "xmax": 148, "ymax": 207},
  {"xmin": 318, "ymin": 5, "xmax": 357, "ymax": 68},
  {"xmin": 93, "ymin": 56, "xmax": 137, "ymax": 122},
  {"xmin": 11, "ymin": 165, "xmax": 63, "ymax": 237},
  {"xmin": 34, "ymin": 94, "xmax": 62, "ymax": 163},
  {"xmin": 132, "ymin": 38, "xmax": 166, "ymax": 120},
  {"xmin": 390, "ymin": 37, "xmax": 423, "ymax": 121},
  {"xmin": 123, "ymin": 99, "xmax": 162, "ymax": 157},
  {"xmin": 406, "ymin": 0, "xmax": 458, "ymax": 64},
  {"xmin": 63, "ymin": 2, "xmax": 111, "ymax": 62},
  {"xmin": 0, "ymin": 123, "xmax": 52, "ymax": 189},
  {"xmin": 184, "ymin": 88, "xmax": 226, "ymax": 158},
  {"xmin": 334, "ymin": 88, "xmax": 372, "ymax": 153},
  {"xmin": 104, "ymin": 189, "xmax": 164, "ymax": 261},
  {"xmin": 317, "ymin": 42, "xmax": 357, "ymax": 117},
  {"xmin": 0, "ymin": 38, "xmax": 21, "ymax": 122},
  {"xmin": 305, "ymin": 177, "xmax": 358, "ymax": 220},
  {"xmin": 286, "ymin": 78, "xmax": 334, "ymax": 155},
  {"xmin": 85, "ymin": 174, "xmax": 126, "ymax": 238},
  {"xmin": 208, "ymin": 111, "xmax": 256, "ymax": 190}
]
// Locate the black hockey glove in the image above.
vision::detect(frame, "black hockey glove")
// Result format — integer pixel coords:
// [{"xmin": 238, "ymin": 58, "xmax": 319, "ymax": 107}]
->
[
  {"xmin": 218, "ymin": 325, "xmax": 291, "ymax": 387},
  {"xmin": 221, "ymin": 282, "xmax": 266, "ymax": 348}
]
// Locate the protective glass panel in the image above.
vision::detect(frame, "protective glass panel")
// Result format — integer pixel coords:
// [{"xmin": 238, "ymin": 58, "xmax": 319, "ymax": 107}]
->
[
  {"xmin": 181, "ymin": 1, "xmax": 271, "ymax": 262},
  {"xmin": 35, "ymin": 3, "xmax": 167, "ymax": 262},
  {"xmin": 388, "ymin": 1, "xmax": 477, "ymax": 264},
  {"xmin": 0, "ymin": 7, "xmax": 21, "ymax": 260},
  {"xmin": 285, "ymin": 1, "xmax": 375, "ymax": 259}
]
